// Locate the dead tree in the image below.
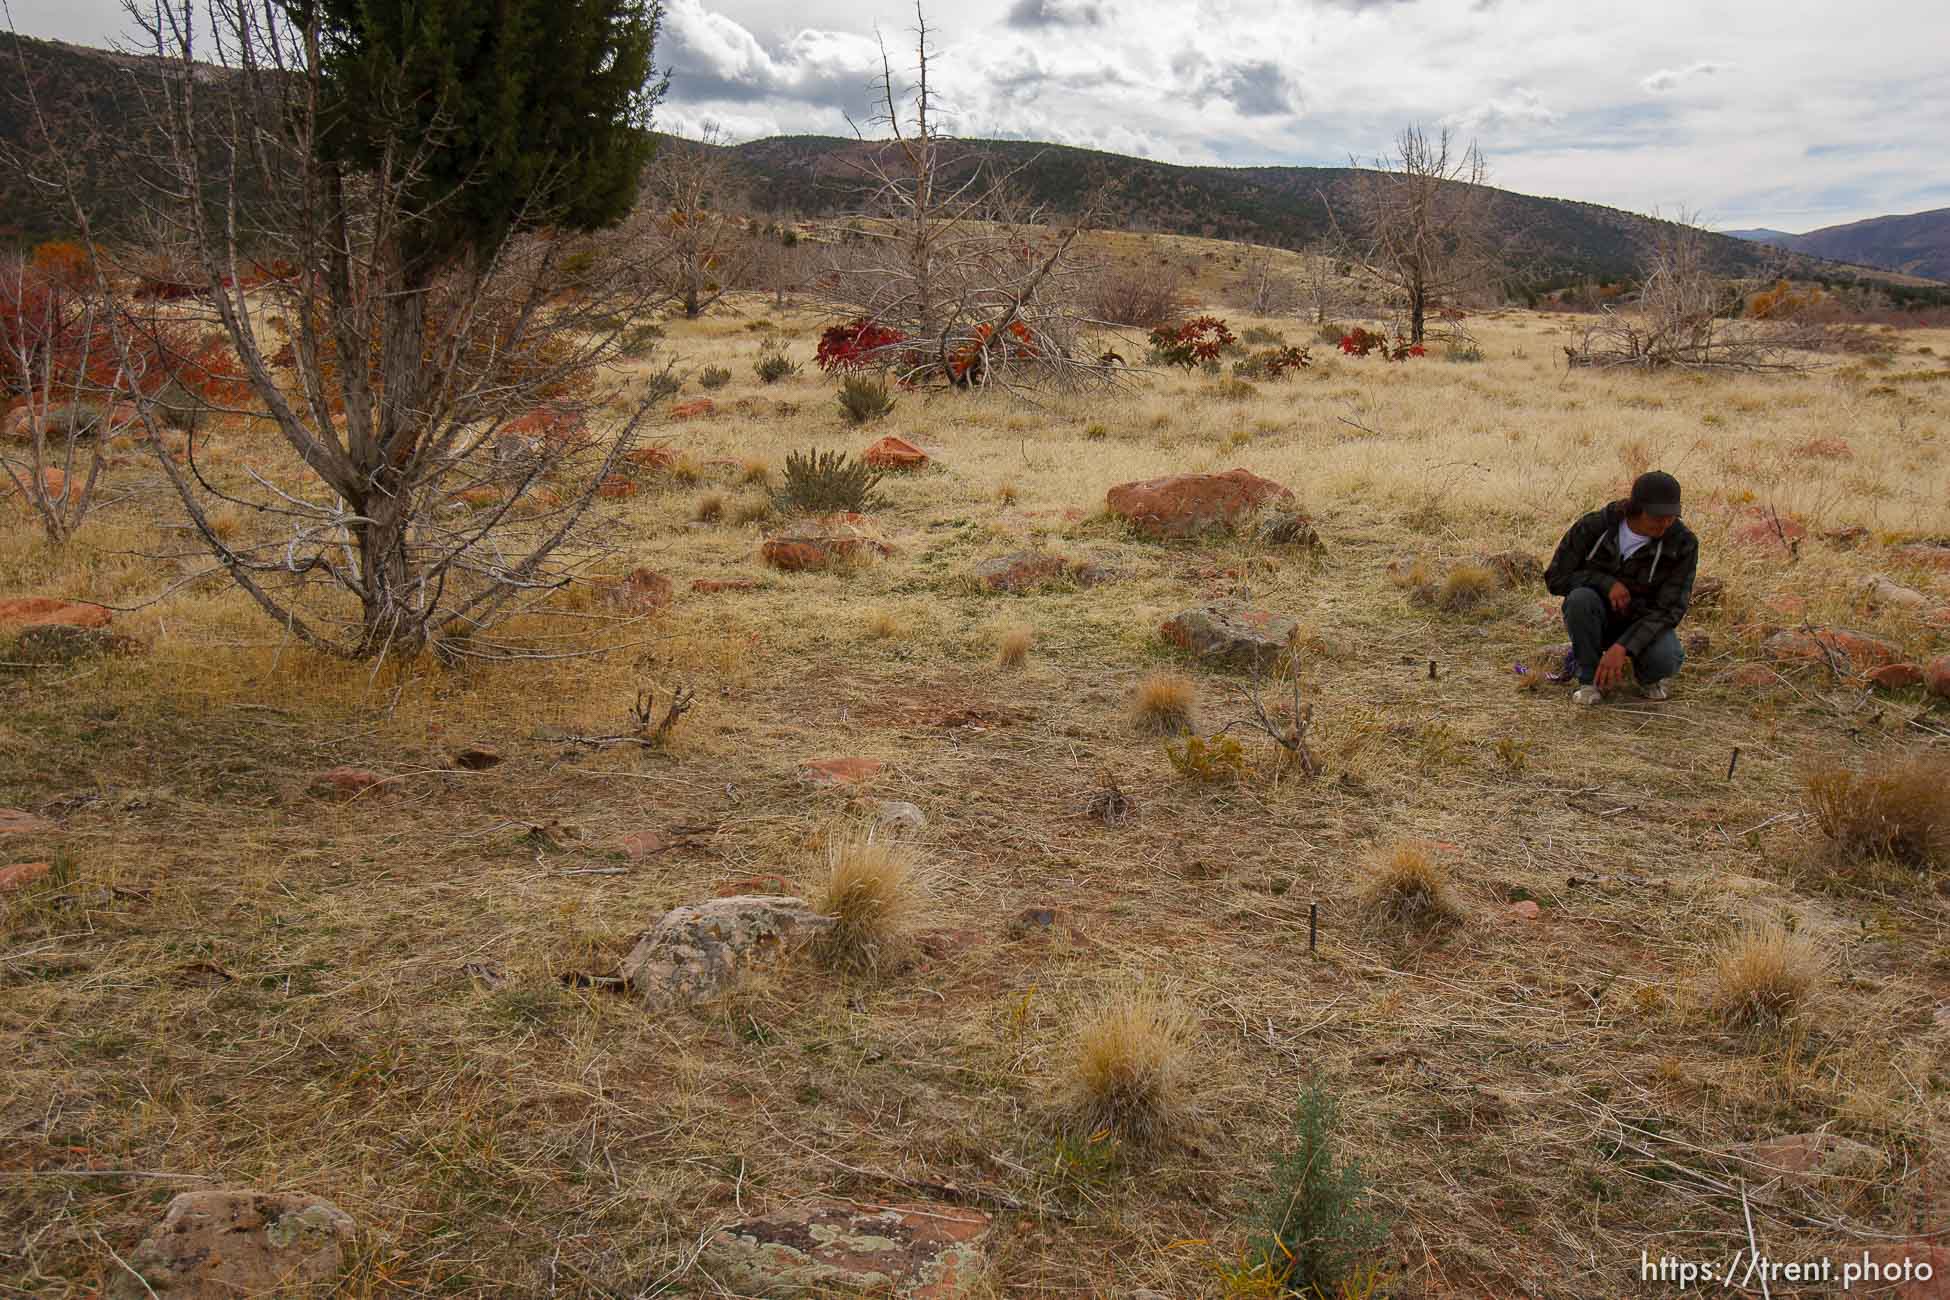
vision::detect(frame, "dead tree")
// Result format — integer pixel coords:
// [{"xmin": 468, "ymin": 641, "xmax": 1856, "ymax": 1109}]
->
[
  {"xmin": 637, "ymin": 124, "xmax": 757, "ymax": 318},
  {"xmin": 1230, "ymin": 245, "xmax": 1299, "ymax": 317},
  {"xmin": 1565, "ymin": 213, "xmax": 1822, "ymax": 371},
  {"xmin": 816, "ymin": 5, "xmax": 1115, "ymax": 393},
  {"xmin": 39, "ymin": 1, "xmax": 673, "ymax": 660},
  {"xmin": 1336, "ymin": 126, "xmax": 1499, "ymax": 345}
]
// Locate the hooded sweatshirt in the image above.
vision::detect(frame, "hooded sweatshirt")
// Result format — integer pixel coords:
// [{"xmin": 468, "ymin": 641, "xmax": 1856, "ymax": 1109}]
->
[{"xmin": 1544, "ymin": 500, "xmax": 1699, "ymax": 656}]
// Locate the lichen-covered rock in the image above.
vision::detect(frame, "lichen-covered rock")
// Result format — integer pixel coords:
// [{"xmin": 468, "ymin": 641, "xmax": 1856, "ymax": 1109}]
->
[
  {"xmin": 620, "ymin": 895, "xmax": 834, "ymax": 1011},
  {"xmin": 111, "ymin": 1189, "xmax": 354, "ymax": 1299},
  {"xmin": 1106, "ymin": 468, "xmax": 1295, "ymax": 540},
  {"xmin": 1258, "ymin": 510, "xmax": 1323, "ymax": 549},
  {"xmin": 1161, "ymin": 600, "xmax": 1298, "ymax": 672},
  {"xmin": 702, "ymin": 1202, "xmax": 990, "ymax": 1298}
]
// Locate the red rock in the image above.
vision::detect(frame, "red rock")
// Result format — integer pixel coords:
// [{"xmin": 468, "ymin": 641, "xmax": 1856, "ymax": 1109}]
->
[
  {"xmin": 1794, "ymin": 437, "xmax": 1852, "ymax": 459},
  {"xmin": 621, "ymin": 831, "xmax": 668, "ymax": 860},
  {"xmin": 691, "ymin": 578, "xmax": 760, "ymax": 594},
  {"xmin": 1763, "ymin": 594, "xmax": 1807, "ymax": 618},
  {"xmin": 457, "ymin": 485, "xmax": 503, "ymax": 508},
  {"xmin": 1105, "ymin": 468, "xmax": 1296, "ymax": 540},
  {"xmin": 1927, "ymin": 657, "xmax": 1950, "ymax": 699},
  {"xmin": 801, "ymin": 757, "xmax": 883, "ymax": 786},
  {"xmin": 1734, "ymin": 508, "xmax": 1807, "ymax": 546},
  {"xmin": 623, "ymin": 445, "xmax": 677, "ymax": 471},
  {"xmin": 669, "ymin": 399, "xmax": 715, "ymax": 420},
  {"xmin": 863, "ymin": 435, "xmax": 929, "ymax": 470},
  {"xmin": 1764, "ymin": 627, "xmax": 1902, "ymax": 671},
  {"xmin": 760, "ymin": 520, "xmax": 892, "ymax": 572},
  {"xmin": 308, "ymin": 767, "xmax": 390, "ymax": 799},
  {"xmin": 0, "ymin": 809, "xmax": 54, "ymax": 836},
  {"xmin": 1506, "ymin": 900, "xmax": 1541, "ymax": 921},
  {"xmin": 596, "ymin": 475, "xmax": 637, "ymax": 499},
  {"xmin": 0, "ymin": 597, "xmax": 111, "ymax": 632},
  {"xmin": 601, "ymin": 567, "xmax": 672, "ymax": 614},
  {"xmin": 973, "ymin": 550, "xmax": 1069, "ymax": 592},
  {"xmin": 1729, "ymin": 664, "xmax": 1777, "ymax": 687},
  {"xmin": 1895, "ymin": 543, "xmax": 1950, "ymax": 571},
  {"xmin": 0, "ymin": 862, "xmax": 51, "ymax": 891},
  {"xmin": 1867, "ymin": 663, "xmax": 1925, "ymax": 689}
]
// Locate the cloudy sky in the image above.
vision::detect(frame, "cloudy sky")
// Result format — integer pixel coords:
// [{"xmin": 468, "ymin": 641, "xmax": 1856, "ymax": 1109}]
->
[{"xmin": 10, "ymin": 0, "xmax": 1947, "ymax": 232}]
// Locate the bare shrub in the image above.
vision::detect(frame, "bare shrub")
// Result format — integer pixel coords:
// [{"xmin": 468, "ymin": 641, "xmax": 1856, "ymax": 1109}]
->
[
  {"xmin": 1085, "ymin": 265, "xmax": 1187, "ymax": 329},
  {"xmin": 1805, "ymin": 753, "xmax": 1949, "ymax": 867}
]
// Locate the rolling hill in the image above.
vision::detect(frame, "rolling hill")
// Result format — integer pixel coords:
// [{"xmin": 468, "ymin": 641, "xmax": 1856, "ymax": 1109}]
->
[{"xmin": 1729, "ymin": 209, "xmax": 1950, "ymax": 284}]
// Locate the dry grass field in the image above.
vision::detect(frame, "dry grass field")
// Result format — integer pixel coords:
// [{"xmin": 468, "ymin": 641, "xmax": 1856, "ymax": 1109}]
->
[{"xmin": 5, "ymin": 238, "xmax": 1950, "ymax": 1297}]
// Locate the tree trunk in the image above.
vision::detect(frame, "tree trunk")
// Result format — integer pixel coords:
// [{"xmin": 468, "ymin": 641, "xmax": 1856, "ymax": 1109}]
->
[
  {"xmin": 1409, "ymin": 281, "xmax": 1427, "ymax": 345},
  {"xmin": 352, "ymin": 491, "xmax": 419, "ymax": 656}
]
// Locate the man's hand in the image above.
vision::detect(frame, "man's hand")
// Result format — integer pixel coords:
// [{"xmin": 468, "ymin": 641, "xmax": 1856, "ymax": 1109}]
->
[
  {"xmin": 1608, "ymin": 580, "xmax": 1632, "ymax": 615},
  {"xmin": 1596, "ymin": 644, "xmax": 1629, "ymax": 690}
]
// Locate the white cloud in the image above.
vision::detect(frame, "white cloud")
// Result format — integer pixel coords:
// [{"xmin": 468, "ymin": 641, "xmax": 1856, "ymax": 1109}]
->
[{"xmin": 1640, "ymin": 60, "xmax": 1733, "ymax": 93}]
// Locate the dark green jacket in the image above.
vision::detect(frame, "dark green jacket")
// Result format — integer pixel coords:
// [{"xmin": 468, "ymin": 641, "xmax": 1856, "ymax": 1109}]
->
[{"xmin": 1545, "ymin": 501, "xmax": 1699, "ymax": 656}]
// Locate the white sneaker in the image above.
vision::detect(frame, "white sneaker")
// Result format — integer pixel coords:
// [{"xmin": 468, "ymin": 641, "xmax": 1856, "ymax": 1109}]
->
[
  {"xmin": 1572, "ymin": 685, "xmax": 1603, "ymax": 706},
  {"xmin": 1641, "ymin": 681, "xmax": 1670, "ymax": 701}
]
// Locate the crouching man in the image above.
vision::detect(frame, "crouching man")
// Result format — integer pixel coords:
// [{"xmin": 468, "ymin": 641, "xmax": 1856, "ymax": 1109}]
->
[{"xmin": 1544, "ymin": 470, "xmax": 1698, "ymax": 705}]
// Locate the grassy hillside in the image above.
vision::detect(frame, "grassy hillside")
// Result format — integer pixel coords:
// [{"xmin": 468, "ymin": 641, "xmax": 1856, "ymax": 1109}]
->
[{"xmin": 5, "ymin": 255, "xmax": 1950, "ymax": 1294}]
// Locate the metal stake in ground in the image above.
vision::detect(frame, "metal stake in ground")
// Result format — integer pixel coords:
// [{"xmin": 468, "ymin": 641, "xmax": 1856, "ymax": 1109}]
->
[
  {"xmin": 1726, "ymin": 746, "xmax": 1740, "ymax": 781},
  {"xmin": 1309, "ymin": 901, "xmax": 1318, "ymax": 956}
]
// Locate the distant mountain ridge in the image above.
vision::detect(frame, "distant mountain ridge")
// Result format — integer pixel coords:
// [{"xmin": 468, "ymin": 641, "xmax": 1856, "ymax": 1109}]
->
[{"xmin": 1726, "ymin": 209, "xmax": 1950, "ymax": 283}]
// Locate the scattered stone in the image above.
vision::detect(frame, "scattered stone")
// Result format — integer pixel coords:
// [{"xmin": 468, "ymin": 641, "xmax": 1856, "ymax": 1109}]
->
[
  {"xmin": 451, "ymin": 747, "xmax": 501, "ymax": 771},
  {"xmin": 1894, "ymin": 543, "xmax": 1950, "ymax": 571},
  {"xmin": 1683, "ymin": 630, "xmax": 1712, "ymax": 656},
  {"xmin": 1735, "ymin": 508, "xmax": 1807, "ymax": 546},
  {"xmin": 1736, "ymin": 1132, "xmax": 1886, "ymax": 1195},
  {"xmin": 1008, "ymin": 906, "xmax": 1059, "ymax": 936},
  {"xmin": 623, "ymin": 445, "xmax": 677, "ymax": 471},
  {"xmin": 1763, "ymin": 627, "xmax": 1902, "ymax": 671},
  {"xmin": 457, "ymin": 484, "xmax": 504, "ymax": 508},
  {"xmin": 1105, "ymin": 468, "xmax": 1296, "ymax": 540},
  {"xmin": 714, "ymin": 873, "xmax": 794, "ymax": 898},
  {"xmin": 761, "ymin": 517, "xmax": 892, "ymax": 572},
  {"xmin": 802, "ymin": 758, "xmax": 884, "ymax": 786},
  {"xmin": 863, "ymin": 435, "xmax": 929, "ymax": 470},
  {"xmin": 1257, "ymin": 510, "xmax": 1323, "ymax": 549},
  {"xmin": 1866, "ymin": 663, "xmax": 1925, "ymax": 690},
  {"xmin": 0, "ymin": 596, "xmax": 112, "ymax": 632},
  {"xmin": 670, "ymin": 399, "xmax": 715, "ymax": 420},
  {"xmin": 619, "ymin": 895, "xmax": 835, "ymax": 1010},
  {"xmin": 1927, "ymin": 656, "xmax": 1950, "ymax": 699},
  {"xmin": 1727, "ymin": 664, "xmax": 1778, "ymax": 688},
  {"xmin": 0, "ymin": 809, "xmax": 54, "ymax": 836},
  {"xmin": 599, "ymin": 567, "xmax": 673, "ymax": 614},
  {"xmin": 0, "ymin": 862, "xmax": 51, "ymax": 892},
  {"xmin": 1505, "ymin": 900, "xmax": 1541, "ymax": 921},
  {"xmin": 596, "ymin": 475, "xmax": 638, "ymax": 499},
  {"xmin": 308, "ymin": 768, "xmax": 390, "ymax": 800},
  {"xmin": 620, "ymin": 831, "xmax": 667, "ymax": 859},
  {"xmin": 973, "ymin": 550, "xmax": 1068, "ymax": 593},
  {"xmin": 691, "ymin": 577, "xmax": 760, "ymax": 594},
  {"xmin": 1824, "ymin": 525, "xmax": 1871, "ymax": 548},
  {"xmin": 703, "ymin": 1202, "xmax": 990, "ymax": 1299},
  {"xmin": 1160, "ymin": 600, "xmax": 1298, "ymax": 673},
  {"xmin": 111, "ymin": 1189, "xmax": 355, "ymax": 1300},
  {"xmin": 876, "ymin": 800, "xmax": 927, "ymax": 832},
  {"xmin": 1690, "ymin": 575, "xmax": 1725, "ymax": 609},
  {"xmin": 1866, "ymin": 576, "xmax": 1929, "ymax": 609}
]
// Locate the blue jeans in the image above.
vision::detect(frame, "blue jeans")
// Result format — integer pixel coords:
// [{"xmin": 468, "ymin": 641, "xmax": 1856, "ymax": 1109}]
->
[{"xmin": 1562, "ymin": 587, "xmax": 1684, "ymax": 686}]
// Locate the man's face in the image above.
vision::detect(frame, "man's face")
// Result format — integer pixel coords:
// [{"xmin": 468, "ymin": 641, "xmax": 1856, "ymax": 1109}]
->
[{"xmin": 1627, "ymin": 510, "xmax": 1677, "ymax": 538}]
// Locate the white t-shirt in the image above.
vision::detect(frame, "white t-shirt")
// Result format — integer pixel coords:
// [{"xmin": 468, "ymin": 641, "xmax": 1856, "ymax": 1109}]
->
[{"xmin": 1617, "ymin": 519, "xmax": 1654, "ymax": 561}]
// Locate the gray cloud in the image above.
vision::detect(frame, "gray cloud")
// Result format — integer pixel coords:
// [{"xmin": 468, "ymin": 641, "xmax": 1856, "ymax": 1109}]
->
[
  {"xmin": 1003, "ymin": 0, "xmax": 1107, "ymax": 27},
  {"xmin": 1213, "ymin": 61, "xmax": 1299, "ymax": 116},
  {"xmin": 1640, "ymin": 61, "xmax": 1732, "ymax": 93}
]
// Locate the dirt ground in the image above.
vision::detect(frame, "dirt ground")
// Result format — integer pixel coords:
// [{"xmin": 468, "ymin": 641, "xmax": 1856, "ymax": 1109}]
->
[{"xmin": 4, "ymin": 265, "xmax": 1950, "ymax": 1297}]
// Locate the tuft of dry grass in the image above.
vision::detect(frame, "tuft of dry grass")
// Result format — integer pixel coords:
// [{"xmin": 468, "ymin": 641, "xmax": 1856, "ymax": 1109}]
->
[
  {"xmin": 1061, "ymin": 986, "xmax": 1196, "ymax": 1146},
  {"xmin": 730, "ymin": 494, "xmax": 773, "ymax": 526},
  {"xmin": 863, "ymin": 607, "xmax": 902, "ymax": 640},
  {"xmin": 995, "ymin": 479, "xmax": 1020, "ymax": 506},
  {"xmin": 996, "ymin": 624, "xmax": 1033, "ymax": 667},
  {"xmin": 694, "ymin": 491, "xmax": 725, "ymax": 524},
  {"xmin": 1805, "ymin": 753, "xmax": 1949, "ymax": 868},
  {"xmin": 1361, "ymin": 840, "xmax": 1461, "ymax": 927},
  {"xmin": 740, "ymin": 457, "xmax": 772, "ymax": 486},
  {"xmin": 815, "ymin": 826, "xmax": 919, "ymax": 974},
  {"xmin": 670, "ymin": 453, "xmax": 703, "ymax": 486},
  {"xmin": 1711, "ymin": 923, "xmax": 1824, "ymax": 1029},
  {"xmin": 1432, "ymin": 563, "xmax": 1499, "ymax": 612},
  {"xmin": 1129, "ymin": 672, "xmax": 1195, "ymax": 735}
]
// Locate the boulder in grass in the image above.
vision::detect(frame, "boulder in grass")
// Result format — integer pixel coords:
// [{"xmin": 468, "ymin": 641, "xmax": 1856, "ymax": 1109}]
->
[
  {"xmin": 111, "ymin": 1189, "xmax": 355, "ymax": 1300},
  {"xmin": 1928, "ymin": 656, "xmax": 1950, "ymax": 700},
  {"xmin": 1763, "ymin": 627, "xmax": 1902, "ymax": 672},
  {"xmin": 1161, "ymin": 600, "xmax": 1298, "ymax": 673},
  {"xmin": 863, "ymin": 435, "xmax": 929, "ymax": 471},
  {"xmin": 1105, "ymin": 468, "xmax": 1295, "ymax": 540},
  {"xmin": 0, "ymin": 596, "xmax": 111, "ymax": 632},
  {"xmin": 703, "ymin": 1202, "xmax": 990, "ymax": 1298},
  {"xmin": 620, "ymin": 895, "xmax": 834, "ymax": 1011},
  {"xmin": 761, "ymin": 517, "xmax": 892, "ymax": 572}
]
